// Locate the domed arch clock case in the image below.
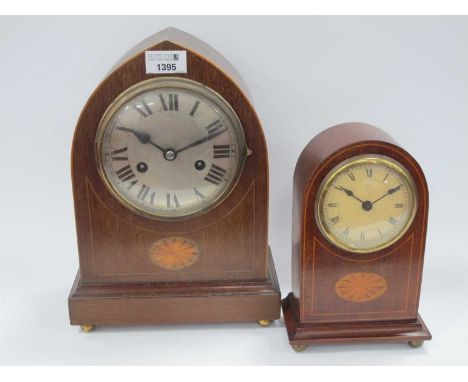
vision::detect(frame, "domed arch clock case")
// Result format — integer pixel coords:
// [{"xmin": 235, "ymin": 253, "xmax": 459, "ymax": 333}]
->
[
  {"xmin": 68, "ymin": 28, "xmax": 280, "ymax": 329},
  {"xmin": 282, "ymin": 122, "xmax": 431, "ymax": 350}
]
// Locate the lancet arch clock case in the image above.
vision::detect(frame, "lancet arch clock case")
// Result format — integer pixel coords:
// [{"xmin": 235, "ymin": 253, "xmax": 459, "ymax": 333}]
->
[
  {"xmin": 68, "ymin": 28, "xmax": 280, "ymax": 330},
  {"xmin": 282, "ymin": 122, "xmax": 431, "ymax": 351}
]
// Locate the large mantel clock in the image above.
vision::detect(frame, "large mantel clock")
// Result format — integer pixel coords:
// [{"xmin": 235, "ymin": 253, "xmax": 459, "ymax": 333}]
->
[
  {"xmin": 282, "ymin": 122, "xmax": 431, "ymax": 351},
  {"xmin": 69, "ymin": 28, "xmax": 280, "ymax": 331}
]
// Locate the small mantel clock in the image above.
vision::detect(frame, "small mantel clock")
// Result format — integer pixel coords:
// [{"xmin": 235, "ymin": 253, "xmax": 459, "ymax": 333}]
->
[
  {"xmin": 68, "ymin": 28, "xmax": 280, "ymax": 331},
  {"xmin": 282, "ymin": 122, "xmax": 431, "ymax": 351}
]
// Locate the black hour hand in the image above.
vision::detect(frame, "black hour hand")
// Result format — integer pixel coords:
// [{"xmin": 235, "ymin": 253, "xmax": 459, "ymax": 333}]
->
[
  {"xmin": 116, "ymin": 126, "xmax": 165, "ymax": 152},
  {"xmin": 335, "ymin": 186, "xmax": 365, "ymax": 203},
  {"xmin": 117, "ymin": 126, "xmax": 149, "ymax": 143},
  {"xmin": 336, "ymin": 186, "xmax": 353, "ymax": 196}
]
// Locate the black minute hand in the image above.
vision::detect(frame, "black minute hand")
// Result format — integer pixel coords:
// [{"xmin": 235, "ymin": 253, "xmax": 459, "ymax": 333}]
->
[
  {"xmin": 175, "ymin": 128, "xmax": 227, "ymax": 154},
  {"xmin": 372, "ymin": 185, "xmax": 402, "ymax": 204},
  {"xmin": 116, "ymin": 126, "xmax": 166, "ymax": 152}
]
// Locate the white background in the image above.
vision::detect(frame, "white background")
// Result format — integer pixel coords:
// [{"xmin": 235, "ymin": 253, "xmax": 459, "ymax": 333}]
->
[{"xmin": 0, "ymin": 16, "xmax": 467, "ymax": 365}]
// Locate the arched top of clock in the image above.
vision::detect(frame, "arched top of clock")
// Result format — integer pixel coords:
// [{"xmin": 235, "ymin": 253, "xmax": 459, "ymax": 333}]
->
[
  {"xmin": 109, "ymin": 27, "xmax": 252, "ymax": 100},
  {"xmin": 291, "ymin": 122, "xmax": 428, "ymax": 262},
  {"xmin": 294, "ymin": 122, "xmax": 397, "ymax": 185}
]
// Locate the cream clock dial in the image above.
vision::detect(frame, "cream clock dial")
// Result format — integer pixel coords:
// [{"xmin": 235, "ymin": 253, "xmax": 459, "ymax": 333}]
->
[
  {"xmin": 316, "ymin": 155, "xmax": 417, "ymax": 253},
  {"xmin": 96, "ymin": 78, "xmax": 247, "ymax": 219}
]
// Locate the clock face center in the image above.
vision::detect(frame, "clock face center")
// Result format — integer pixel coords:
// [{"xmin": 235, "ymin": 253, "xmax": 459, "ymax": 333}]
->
[
  {"xmin": 164, "ymin": 149, "xmax": 177, "ymax": 161},
  {"xmin": 362, "ymin": 200, "xmax": 373, "ymax": 211}
]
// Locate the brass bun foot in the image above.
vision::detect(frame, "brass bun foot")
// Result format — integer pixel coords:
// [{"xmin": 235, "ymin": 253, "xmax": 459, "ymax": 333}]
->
[
  {"xmin": 291, "ymin": 344, "xmax": 307, "ymax": 352},
  {"xmin": 80, "ymin": 324, "xmax": 95, "ymax": 333},
  {"xmin": 257, "ymin": 319, "xmax": 272, "ymax": 327},
  {"xmin": 408, "ymin": 340, "xmax": 424, "ymax": 348}
]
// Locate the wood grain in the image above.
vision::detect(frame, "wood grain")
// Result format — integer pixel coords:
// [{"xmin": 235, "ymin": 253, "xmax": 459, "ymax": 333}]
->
[
  {"xmin": 69, "ymin": 28, "xmax": 280, "ymax": 326},
  {"xmin": 284, "ymin": 122, "xmax": 431, "ymax": 346}
]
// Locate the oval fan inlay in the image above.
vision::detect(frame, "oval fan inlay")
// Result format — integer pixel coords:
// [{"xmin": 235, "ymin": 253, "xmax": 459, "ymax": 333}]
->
[
  {"xmin": 149, "ymin": 237, "xmax": 200, "ymax": 270},
  {"xmin": 335, "ymin": 272, "xmax": 388, "ymax": 303}
]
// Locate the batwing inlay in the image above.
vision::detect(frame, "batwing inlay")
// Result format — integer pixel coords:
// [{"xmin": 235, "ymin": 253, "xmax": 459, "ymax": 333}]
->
[
  {"xmin": 335, "ymin": 272, "xmax": 388, "ymax": 303},
  {"xmin": 149, "ymin": 237, "xmax": 200, "ymax": 270}
]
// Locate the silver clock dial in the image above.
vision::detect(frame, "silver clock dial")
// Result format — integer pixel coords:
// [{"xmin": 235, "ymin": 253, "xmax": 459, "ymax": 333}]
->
[{"xmin": 96, "ymin": 78, "xmax": 247, "ymax": 219}]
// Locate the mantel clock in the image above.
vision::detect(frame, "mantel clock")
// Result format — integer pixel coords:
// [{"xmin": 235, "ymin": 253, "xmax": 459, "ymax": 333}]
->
[
  {"xmin": 282, "ymin": 122, "xmax": 431, "ymax": 351},
  {"xmin": 68, "ymin": 28, "xmax": 280, "ymax": 331}
]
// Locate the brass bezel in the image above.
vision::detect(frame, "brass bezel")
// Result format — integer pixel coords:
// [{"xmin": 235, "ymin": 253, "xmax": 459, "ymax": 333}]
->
[
  {"xmin": 95, "ymin": 77, "xmax": 248, "ymax": 220},
  {"xmin": 315, "ymin": 154, "xmax": 418, "ymax": 254}
]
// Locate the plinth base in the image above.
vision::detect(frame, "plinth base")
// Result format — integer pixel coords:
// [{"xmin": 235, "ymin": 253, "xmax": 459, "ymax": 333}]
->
[
  {"xmin": 282, "ymin": 293, "xmax": 431, "ymax": 348},
  {"xmin": 69, "ymin": 250, "xmax": 280, "ymax": 327}
]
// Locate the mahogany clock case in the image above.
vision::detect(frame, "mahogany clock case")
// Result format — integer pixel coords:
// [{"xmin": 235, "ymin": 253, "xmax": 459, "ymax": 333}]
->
[
  {"xmin": 68, "ymin": 28, "xmax": 280, "ymax": 327},
  {"xmin": 283, "ymin": 122, "xmax": 432, "ymax": 347}
]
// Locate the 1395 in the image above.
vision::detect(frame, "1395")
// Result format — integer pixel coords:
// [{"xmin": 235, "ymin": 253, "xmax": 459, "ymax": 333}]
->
[{"xmin": 157, "ymin": 63, "xmax": 177, "ymax": 71}]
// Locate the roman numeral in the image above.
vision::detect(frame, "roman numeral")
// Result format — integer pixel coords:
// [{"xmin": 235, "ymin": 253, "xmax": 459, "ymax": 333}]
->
[
  {"xmin": 193, "ymin": 187, "xmax": 205, "ymax": 200},
  {"xmin": 166, "ymin": 193, "xmax": 180, "ymax": 208},
  {"xmin": 204, "ymin": 164, "xmax": 226, "ymax": 185},
  {"xmin": 110, "ymin": 147, "xmax": 128, "ymax": 161},
  {"xmin": 189, "ymin": 100, "xmax": 200, "ymax": 116},
  {"xmin": 159, "ymin": 94, "xmax": 178, "ymax": 111},
  {"xmin": 389, "ymin": 217, "xmax": 397, "ymax": 225},
  {"xmin": 213, "ymin": 145, "xmax": 231, "ymax": 159},
  {"xmin": 137, "ymin": 184, "xmax": 150, "ymax": 200},
  {"xmin": 395, "ymin": 203, "xmax": 404, "ymax": 208},
  {"xmin": 159, "ymin": 94, "xmax": 167, "ymax": 111},
  {"xmin": 116, "ymin": 165, "xmax": 135, "ymax": 182},
  {"xmin": 330, "ymin": 216, "xmax": 340, "ymax": 225},
  {"xmin": 342, "ymin": 227, "xmax": 350, "ymax": 237},
  {"xmin": 360, "ymin": 232, "xmax": 365, "ymax": 240},
  {"xmin": 347, "ymin": 172, "xmax": 356, "ymax": 181},
  {"xmin": 149, "ymin": 191, "xmax": 156, "ymax": 204},
  {"xmin": 328, "ymin": 202, "xmax": 338, "ymax": 207},
  {"xmin": 205, "ymin": 119, "xmax": 226, "ymax": 136},
  {"xmin": 366, "ymin": 168, "xmax": 373, "ymax": 177},
  {"xmin": 383, "ymin": 173, "xmax": 389, "ymax": 183},
  {"xmin": 169, "ymin": 94, "xmax": 178, "ymax": 111},
  {"xmin": 133, "ymin": 100, "xmax": 152, "ymax": 118}
]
